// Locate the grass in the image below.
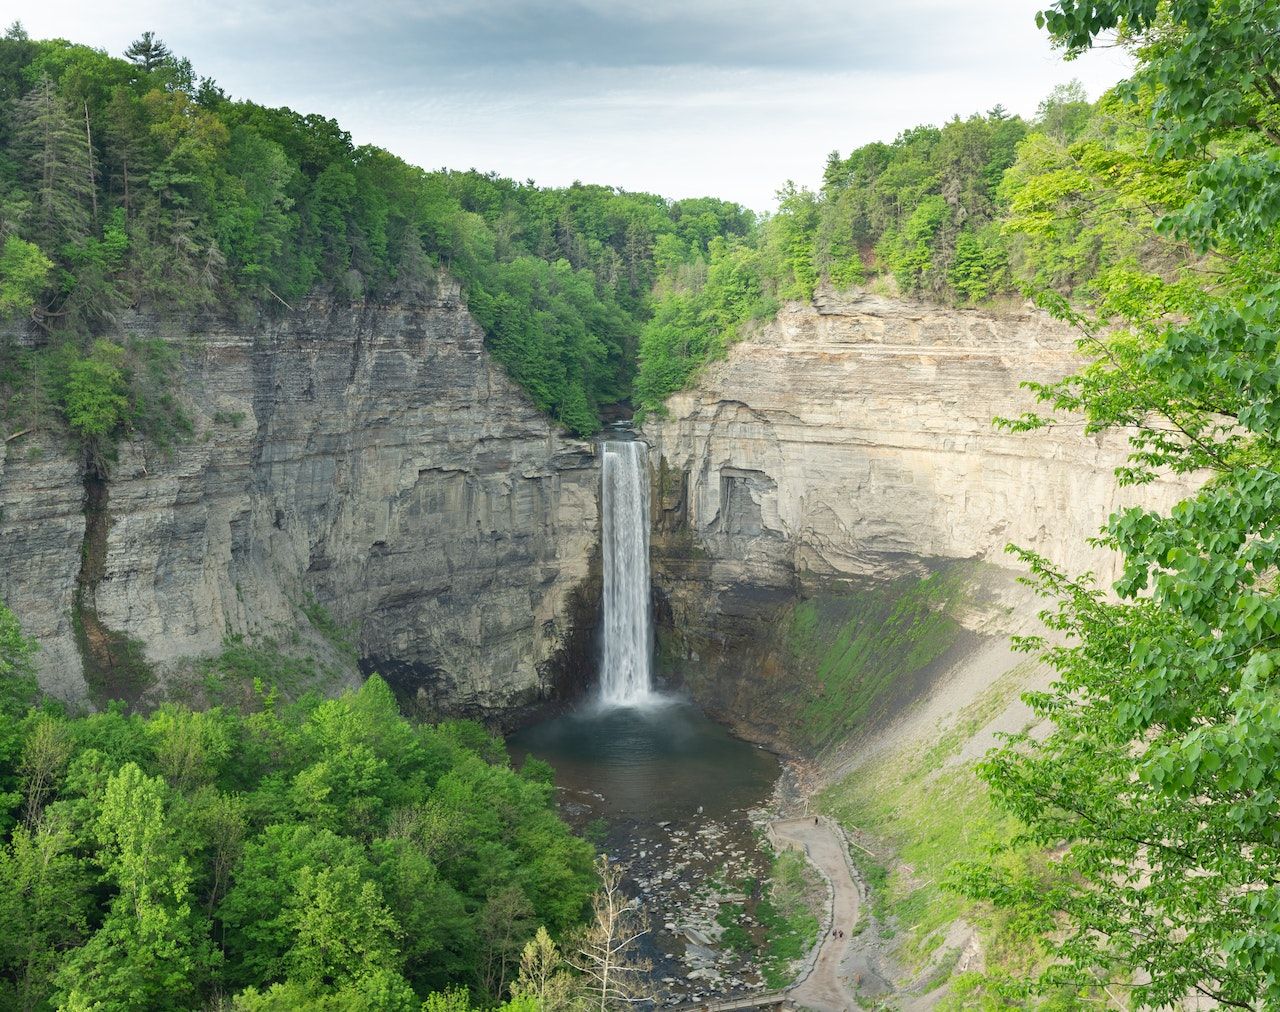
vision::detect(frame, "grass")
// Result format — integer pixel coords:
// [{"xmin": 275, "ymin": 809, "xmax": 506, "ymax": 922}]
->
[
  {"xmin": 817, "ymin": 667, "xmax": 1051, "ymax": 994},
  {"xmin": 183, "ymin": 634, "xmax": 347, "ymax": 708},
  {"xmin": 715, "ymin": 902, "xmax": 753, "ymax": 953},
  {"xmin": 757, "ymin": 849, "xmax": 822, "ymax": 988},
  {"xmin": 300, "ymin": 592, "xmax": 358, "ymax": 660},
  {"xmin": 784, "ymin": 565, "xmax": 974, "ymax": 751}
]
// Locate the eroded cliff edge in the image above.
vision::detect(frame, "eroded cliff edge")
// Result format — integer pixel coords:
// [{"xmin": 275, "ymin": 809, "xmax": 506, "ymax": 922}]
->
[
  {"xmin": 0, "ymin": 278, "xmax": 600, "ymax": 715},
  {"xmin": 643, "ymin": 289, "xmax": 1194, "ymax": 751}
]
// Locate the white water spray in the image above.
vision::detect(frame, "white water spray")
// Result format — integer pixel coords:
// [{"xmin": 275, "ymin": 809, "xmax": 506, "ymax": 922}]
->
[{"xmin": 599, "ymin": 440, "xmax": 654, "ymax": 706}]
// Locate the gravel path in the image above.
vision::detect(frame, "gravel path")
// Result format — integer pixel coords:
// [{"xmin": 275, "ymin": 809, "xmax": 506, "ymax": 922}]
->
[{"xmin": 771, "ymin": 816, "xmax": 861, "ymax": 1011}]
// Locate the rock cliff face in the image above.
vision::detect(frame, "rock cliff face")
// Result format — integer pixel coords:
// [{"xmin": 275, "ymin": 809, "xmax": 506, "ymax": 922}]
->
[
  {"xmin": 642, "ymin": 290, "xmax": 1194, "ymax": 742},
  {"xmin": 0, "ymin": 278, "xmax": 600, "ymax": 714}
]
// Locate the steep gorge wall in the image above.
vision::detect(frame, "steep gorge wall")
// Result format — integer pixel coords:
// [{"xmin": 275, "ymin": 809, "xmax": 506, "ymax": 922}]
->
[
  {"xmin": 0, "ymin": 278, "xmax": 600, "ymax": 715},
  {"xmin": 643, "ymin": 289, "xmax": 1194, "ymax": 746}
]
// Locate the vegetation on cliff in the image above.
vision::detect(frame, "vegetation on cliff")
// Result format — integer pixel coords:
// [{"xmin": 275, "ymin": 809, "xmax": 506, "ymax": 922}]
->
[
  {"xmin": 951, "ymin": 2, "xmax": 1280, "ymax": 1007},
  {"xmin": 0, "ymin": 21, "xmax": 751, "ymax": 439},
  {"xmin": 631, "ymin": 56, "xmax": 1201, "ymax": 414},
  {"xmin": 3, "ymin": 2, "xmax": 1278, "ymax": 1007},
  {"xmin": 824, "ymin": 3, "xmax": 1280, "ymax": 1008}
]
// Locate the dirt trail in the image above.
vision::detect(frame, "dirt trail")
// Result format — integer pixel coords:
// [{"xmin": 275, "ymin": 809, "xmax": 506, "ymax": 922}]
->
[{"xmin": 771, "ymin": 817, "xmax": 861, "ymax": 1011}]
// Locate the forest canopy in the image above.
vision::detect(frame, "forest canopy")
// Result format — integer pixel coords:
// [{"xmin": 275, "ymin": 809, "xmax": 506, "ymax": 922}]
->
[
  {"xmin": 0, "ymin": 614, "xmax": 597, "ymax": 1011},
  {"xmin": 0, "ymin": 21, "xmax": 1163, "ymax": 437},
  {"xmin": 0, "ymin": 23, "xmax": 751, "ymax": 437}
]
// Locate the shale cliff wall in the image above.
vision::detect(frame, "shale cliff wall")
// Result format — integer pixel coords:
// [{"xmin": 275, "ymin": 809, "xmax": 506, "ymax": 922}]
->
[
  {"xmin": 642, "ymin": 289, "xmax": 1194, "ymax": 744},
  {"xmin": 0, "ymin": 278, "xmax": 600, "ymax": 714}
]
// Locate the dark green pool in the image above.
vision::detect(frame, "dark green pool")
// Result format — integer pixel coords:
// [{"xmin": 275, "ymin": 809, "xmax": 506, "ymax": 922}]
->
[{"xmin": 508, "ymin": 697, "xmax": 780, "ymax": 822}]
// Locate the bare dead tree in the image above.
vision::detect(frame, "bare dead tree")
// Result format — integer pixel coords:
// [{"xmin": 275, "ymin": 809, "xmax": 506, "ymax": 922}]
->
[{"xmin": 566, "ymin": 856, "xmax": 651, "ymax": 1010}]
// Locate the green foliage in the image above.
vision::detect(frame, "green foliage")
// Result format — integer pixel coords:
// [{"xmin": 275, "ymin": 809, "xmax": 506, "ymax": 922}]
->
[
  {"xmin": 0, "ymin": 34, "xmax": 753, "ymax": 435},
  {"xmin": 635, "ymin": 107, "xmax": 1037, "ymax": 411},
  {"xmin": 957, "ymin": 2, "xmax": 1280, "ymax": 1007},
  {"xmin": 945, "ymin": 226, "xmax": 1007, "ymax": 302},
  {"xmin": 0, "ymin": 675, "xmax": 597, "ymax": 1008},
  {"xmin": 53, "ymin": 761, "xmax": 220, "ymax": 1009},
  {"xmin": 757, "ymin": 850, "xmax": 821, "ymax": 989},
  {"xmin": 0, "ymin": 235, "xmax": 51, "ymax": 315},
  {"xmin": 818, "ymin": 669, "xmax": 1047, "ymax": 990},
  {"xmin": 784, "ymin": 570, "xmax": 969, "ymax": 751},
  {"xmin": 3, "ymin": 333, "xmax": 193, "ymax": 470},
  {"xmin": 879, "ymin": 194, "xmax": 949, "ymax": 292},
  {"xmin": 56, "ymin": 337, "xmax": 128, "ymax": 440},
  {"xmin": 0, "ymin": 598, "xmax": 38, "ymax": 716},
  {"xmin": 0, "ymin": 819, "xmax": 92, "ymax": 1009}
]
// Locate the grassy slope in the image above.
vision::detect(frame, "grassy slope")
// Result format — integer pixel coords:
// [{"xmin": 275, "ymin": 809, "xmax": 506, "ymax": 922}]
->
[
  {"xmin": 781, "ymin": 565, "xmax": 978, "ymax": 754},
  {"xmin": 815, "ymin": 659, "xmax": 1069, "ymax": 1008}
]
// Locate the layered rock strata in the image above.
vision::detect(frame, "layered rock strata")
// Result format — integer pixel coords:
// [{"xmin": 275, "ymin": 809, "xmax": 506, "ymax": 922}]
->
[
  {"xmin": 0, "ymin": 279, "xmax": 599, "ymax": 714},
  {"xmin": 643, "ymin": 289, "xmax": 1194, "ymax": 739}
]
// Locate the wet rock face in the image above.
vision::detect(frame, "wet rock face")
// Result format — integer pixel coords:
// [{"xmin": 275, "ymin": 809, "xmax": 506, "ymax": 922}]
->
[
  {"xmin": 0, "ymin": 279, "xmax": 600, "ymax": 713},
  {"xmin": 643, "ymin": 290, "xmax": 1195, "ymax": 734}
]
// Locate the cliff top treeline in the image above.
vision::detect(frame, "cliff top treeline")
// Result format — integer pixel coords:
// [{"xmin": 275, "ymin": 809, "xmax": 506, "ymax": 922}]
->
[
  {"xmin": 0, "ymin": 23, "xmax": 750, "ymax": 437},
  {"xmin": 633, "ymin": 77, "xmax": 1199, "ymax": 414},
  {"xmin": 0, "ymin": 21, "xmax": 1188, "ymax": 443}
]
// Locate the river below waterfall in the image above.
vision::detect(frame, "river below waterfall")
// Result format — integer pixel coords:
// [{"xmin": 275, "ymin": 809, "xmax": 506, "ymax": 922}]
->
[{"xmin": 509, "ymin": 698, "xmax": 782, "ymax": 1005}]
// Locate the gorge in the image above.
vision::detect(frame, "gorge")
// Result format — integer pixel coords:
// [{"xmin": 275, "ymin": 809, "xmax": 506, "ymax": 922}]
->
[
  {"xmin": 1, "ymin": 288, "xmax": 1190, "ymax": 730},
  {"xmin": 2, "ymin": 9, "xmax": 1274, "ymax": 1009},
  {"xmin": 1, "ymin": 279, "xmax": 1194, "ymax": 1005}
]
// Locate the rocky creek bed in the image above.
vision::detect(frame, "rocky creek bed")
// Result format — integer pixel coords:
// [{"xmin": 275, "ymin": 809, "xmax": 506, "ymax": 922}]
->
[{"xmin": 508, "ymin": 700, "xmax": 793, "ymax": 1006}]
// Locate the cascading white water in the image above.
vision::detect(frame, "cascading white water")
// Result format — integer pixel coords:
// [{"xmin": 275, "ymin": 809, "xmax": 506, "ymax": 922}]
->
[{"xmin": 599, "ymin": 439, "xmax": 654, "ymax": 706}]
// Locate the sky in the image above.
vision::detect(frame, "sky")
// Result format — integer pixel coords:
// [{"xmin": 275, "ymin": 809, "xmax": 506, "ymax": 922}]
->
[{"xmin": 15, "ymin": 1, "xmax": 1133, "ymax": 212}]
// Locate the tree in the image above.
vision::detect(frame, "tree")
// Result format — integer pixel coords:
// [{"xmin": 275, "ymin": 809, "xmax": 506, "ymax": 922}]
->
[
  {"xmin": 566, "ymin": 856, "xmax": 650, "ymax": 1011},
  {"xmin": 54, "ymin": 338, "xmax": 130, "ymax": 471},
  {"xmin": 123, "ymin": 32, "xmax": 172, "ymax": 73},
  {"xmin": 0, "ymin": 600, "xmax": 37, "ymax": 715},
  {"xmin": 147, "ymin": 705, "xmax": 232, "ymax": 792},
  {"xmin": 478, "ymin": 885, "xmax": 535, "ymax": 999},
  {"xmin": 282, "ymin": 864, "xmax": 403, "ymax": 989},
  {"xmin": 217, "ymin": 823, "xmax": 371, "ymax": 989},
  {"xmin": 13, "ymin": 74, "xmax": 93, "ymax": 252},
  {"xmin": 17, "ymin": 714, "xmax": 71, "ymax": 828},
  {"xmin": 956, "ymin": 2, "xmax": 1280, "ymax": 1008},
  {"xmin": 0, "ymin": 237, "xmax": 52, "ymax": 317},
  {"xmin": 512, "ymin": 926, "xmax": 576, "ymax": 1011},
  {"xmin": 0, "ymin": 818, "xmax": 91, "ymax": 1011},
  {"xmin": 53, "ymin": 762, "xmax": 217, "ymax": 1009},
  {"xmin": 1035, "ymin": 79, "xmax": 1092, "ymax": 142}
]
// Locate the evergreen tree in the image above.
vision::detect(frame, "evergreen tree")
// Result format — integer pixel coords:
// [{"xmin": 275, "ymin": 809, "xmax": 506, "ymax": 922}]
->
[
  {"xmin": 13, "ymin": 74, "xmax": 93, "ymax": 252},
  {"xmin": 123, "ymin": 32, "xmax": 172, "ymax": 73}
]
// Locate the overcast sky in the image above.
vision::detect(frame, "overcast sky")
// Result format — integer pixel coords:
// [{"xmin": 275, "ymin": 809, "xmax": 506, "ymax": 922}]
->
[{"xmin": 16, "ymin": 1, "xmax": 1131, "ymax": 212}]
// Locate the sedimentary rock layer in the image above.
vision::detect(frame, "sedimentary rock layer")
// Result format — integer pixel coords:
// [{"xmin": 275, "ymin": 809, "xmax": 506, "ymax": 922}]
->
[
  {"xmin": 0, "ymin": 278, "xmax": 599, "ymax": 712},
  {"xmin": 643, "ymin": 289, "xmax": 1194, "ymax": 733}
]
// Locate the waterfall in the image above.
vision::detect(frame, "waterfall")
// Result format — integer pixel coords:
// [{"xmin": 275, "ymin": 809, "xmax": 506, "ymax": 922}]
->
[{"xmin": 599, "ymin": 439, "xmax": 654, "ymax": 706}]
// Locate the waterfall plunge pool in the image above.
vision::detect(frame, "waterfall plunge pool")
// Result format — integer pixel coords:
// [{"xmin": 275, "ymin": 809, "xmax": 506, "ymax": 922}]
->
[
  {"xmin": 508, "ymin": 696, "xmax": 779, "ymax": 822},
  {"xmin": 508, "ymin": 697, "xmax": 782, "ymax": 1003}
]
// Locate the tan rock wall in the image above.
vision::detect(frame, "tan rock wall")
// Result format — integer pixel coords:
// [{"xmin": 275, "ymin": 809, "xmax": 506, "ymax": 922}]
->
[{"xmin": 645, "ymin": 289, "xmax": 1192, "ymax": 589}]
